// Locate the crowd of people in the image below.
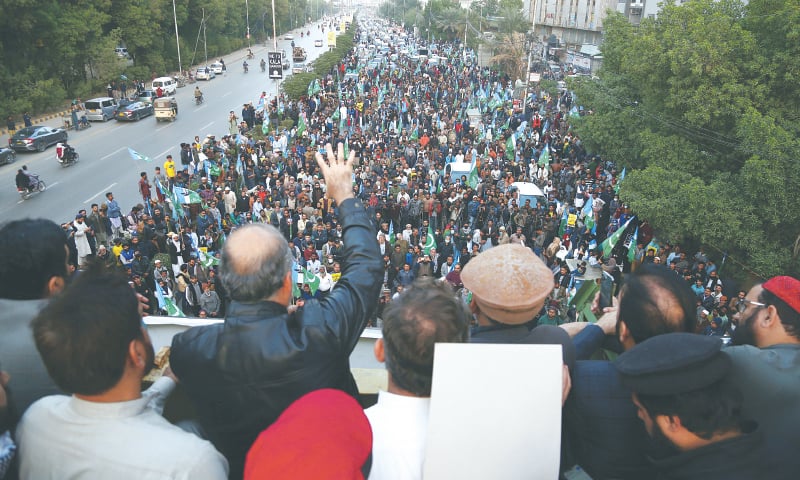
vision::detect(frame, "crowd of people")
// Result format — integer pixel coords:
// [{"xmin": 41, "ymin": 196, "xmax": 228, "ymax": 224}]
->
[{"xmin": 0, "ymin": 15, "xmax": 797, "ymax": 480}]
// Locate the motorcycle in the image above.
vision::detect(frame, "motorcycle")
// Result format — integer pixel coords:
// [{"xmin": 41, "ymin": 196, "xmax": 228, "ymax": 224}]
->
[
  {"xmin": 195, "ymin": 94, "xmax": 204, "ymax": 105},
  {"xmin": 57, "ymin": 146, "xmax": 79, "ymax": 168},
  {"xmin": 243, "ymin": 62, "xmax": 249, "ymax": 74},
  {"xmin": 246, "ymin": 51, "xmax": 255, "ymax": 60},
  {"xmin": 18, "ymin": 174, "xmax": 46, "ymax": 200}
]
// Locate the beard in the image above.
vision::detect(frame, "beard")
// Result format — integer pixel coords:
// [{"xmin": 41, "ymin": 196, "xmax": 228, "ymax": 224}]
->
[
  {"xmin": 645, "ymin": 419, "xmax": 680, "ymax": 460},
  {"xmin": 731, "ymin": 309, "xmax": 758, "ymax": 346}
]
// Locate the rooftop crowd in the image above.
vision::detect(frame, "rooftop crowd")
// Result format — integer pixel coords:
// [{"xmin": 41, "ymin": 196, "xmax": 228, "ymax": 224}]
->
[{"xmin": 0, "ymin": 15, "xmax": 797, "ymax": 480}]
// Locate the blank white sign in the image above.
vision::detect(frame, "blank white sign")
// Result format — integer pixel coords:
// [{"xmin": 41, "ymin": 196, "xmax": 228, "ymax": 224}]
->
[{"xmin": 424, "ymin": 343, "xmax": 563, "ymax": 479}]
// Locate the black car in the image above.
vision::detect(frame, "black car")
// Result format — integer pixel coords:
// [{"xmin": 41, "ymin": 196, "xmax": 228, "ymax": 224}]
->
[
  {"xmin": 115, "ymin": 101, "xmax": 155, "ymax": 121},
  {"xmin": 0, "ymin": 146, "xmax": 16, "ymax": 165},
  {"xmin": 8, "ymin": 126, "xmax": 68, "ymax": 152}
]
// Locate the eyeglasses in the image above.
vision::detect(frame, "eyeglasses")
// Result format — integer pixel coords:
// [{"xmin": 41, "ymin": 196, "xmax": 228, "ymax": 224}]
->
[{"xmin": 741, "ymin": 298, "xmax": 767, "ymax": 309}]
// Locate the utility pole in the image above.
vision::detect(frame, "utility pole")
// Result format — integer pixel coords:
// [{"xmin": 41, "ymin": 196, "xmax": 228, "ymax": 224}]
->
[
  {"xmin": 203, "ymin": 8, "xmax": 208, "ymax": 65},
  {"xmin": 172, "ymin": 0, "xmax": 182, "ymax": 73},
  {"xmin": 246, "ymin": 0, "xmax": 251, "ymax": 48},
  {"xmin": 271, "ymin": 0, "xmax": 278, "ymax": 51}
]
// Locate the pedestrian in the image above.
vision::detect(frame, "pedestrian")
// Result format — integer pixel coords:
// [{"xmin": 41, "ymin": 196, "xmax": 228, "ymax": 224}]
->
[
  {"xmin": 6, "ymin": 116, "xmax": 15, "ymax": 135},
  {"xmin": 23, "ymin": 112, "xmax": 32, "ymax": 128}
]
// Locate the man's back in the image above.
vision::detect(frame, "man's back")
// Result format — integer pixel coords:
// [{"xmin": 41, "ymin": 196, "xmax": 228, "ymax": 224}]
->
[
  {"xmin": 170, "ymin": 195, "xmax": 382, "ymax": 477},
  {"xmin": 726, "ymin": 344, "xmax": 800, "ymax": 478},
  {"xmin": 365, "ymin": 392, "xmax": 430, "ymax": 480},
  {"xmin": 0, "ymin": 298, "xmax": 59, "ymax": 414},
  {"xmin": 17, "ymin": 391, "xmax": 227, "ymax": 480}
]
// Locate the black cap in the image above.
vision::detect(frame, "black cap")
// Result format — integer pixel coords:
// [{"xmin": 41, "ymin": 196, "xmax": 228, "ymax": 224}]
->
[{"xmin": 613, "ymin": 333, "xmax": 730, "ymax": 396}]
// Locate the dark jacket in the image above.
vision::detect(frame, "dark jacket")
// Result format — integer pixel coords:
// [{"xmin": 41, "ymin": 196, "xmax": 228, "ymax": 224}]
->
[
  {"xmin": 652, "ymin": 422, "xmax": 764, "ymax": 480},
  {"xmin": 170, "ymin": 198, "xmax": 382, "ymax": 479}
]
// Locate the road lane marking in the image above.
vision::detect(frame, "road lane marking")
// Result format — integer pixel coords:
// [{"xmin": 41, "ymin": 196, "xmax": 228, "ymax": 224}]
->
[
  {"xmin": 100, "ymin": 147, "xmax": 125, "ymax": 160},
  {"xmin": 84, "ymin": 182, "xmax": 116, "ymax": 204},
  {"xmin": 111, "ymin": 125, "xmax": 124, "ymax": 132},
  {"xmin": 223, "ymin": 92, "xmax": 232, "ymax": 97},
  {"xmin": 156, "ymin": 123, "xmax": 174, "ymax": 132},
  {"xmin": 200, "ymin": 121, "xmax": 215, "ymax": 131},
  {"xmin": 156, "ymin": 148, "xmax": 172, "ymax": 159}
]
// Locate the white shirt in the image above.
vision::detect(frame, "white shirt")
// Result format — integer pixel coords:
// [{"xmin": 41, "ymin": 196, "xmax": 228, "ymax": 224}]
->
[
  {"xmin": 365, "ymin": 391, "xmax": 430, "ymax": 480},
  {"xmin": 17, "ymin": 378, "xmax": 228, "ymax": 480}
]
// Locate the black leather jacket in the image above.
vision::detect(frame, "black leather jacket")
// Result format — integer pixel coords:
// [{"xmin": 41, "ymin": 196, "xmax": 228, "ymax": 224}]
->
[{"xmin": 170, "ymin": 198, "xmax": 382, "ymax": 479}]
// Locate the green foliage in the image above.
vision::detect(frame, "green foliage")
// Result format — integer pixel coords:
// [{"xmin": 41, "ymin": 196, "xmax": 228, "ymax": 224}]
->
[
  {"xmin": 0, "ymin": 0, "xmax": 336, "ymax": 117},
  {"xmin": 283, "ymin": 73, "xmax": 318, "ymax": 100},
  {"xmin": 575, "ymin": 1, "xmax": 800, "ymax": 277}
]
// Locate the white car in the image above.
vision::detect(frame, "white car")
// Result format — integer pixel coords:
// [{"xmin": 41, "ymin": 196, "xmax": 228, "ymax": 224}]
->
[
  {"xmin": 195, "ymin": 67, "xmax": 215, "ymax": 80},
  {"xmin": 292, "ymin": 62, "xmax": 307, "ymax": 74},
  {"xmin": 209, "ymin": 62, "xmax": 224, "ymax": 74},
  {"xmin": 314, "ymin": 39, "xmax": 323, "ymax": 47},
  {"xmin": 284, "ymin": 34, "xmax": 294, "ymax": 40}
]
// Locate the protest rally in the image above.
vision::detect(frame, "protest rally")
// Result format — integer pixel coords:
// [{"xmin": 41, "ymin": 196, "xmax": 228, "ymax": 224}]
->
[{"xmin": 0, "ymin": 4, "xmax": 798, "ymax": 480}]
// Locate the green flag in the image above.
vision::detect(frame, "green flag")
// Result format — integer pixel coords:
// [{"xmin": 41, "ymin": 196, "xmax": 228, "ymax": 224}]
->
[
  {"xmin": 343, "ymin": 138, "xmax": 349, "ymax": 158},
  {"xmin": 558, "ymin": 208, "xmax": 569, "ymax": 236},
  {"xmin": 209, "ymin": 163, "xmax": 221, "ymax": 177},
  {"xmin": 538, "ymin": 145, "xmax": 550, "ymax": 166},
  {"xmin": 628, "ymin": 226, "xmax": 639, "ymax": 264},
  {"xmin": 199, "ymin": 249, "xmax": 219, "ymax": 268},
  {"xmin": 307, "ymin": 79, "xmax": 321, "ymax": 97},
  {"xmin": 167, "ymin": 188, "xmax": 185, "ymax": 218},
  {"xmin": 467, "ymin": 164, "xmax": 480, "ymax": 189},
  {"xmin": 505, "ymin": 135, "xmax": 515, "ymax": 161},
  {"xmin": 297, "ymin": 115, "xmax": 307, "ymax": 137},
  {"xmin": 165, "ymin": 296, "xmax": 185, "ymax": 317},
  {"xmin": 424, "ymin": 224, "xmax": 437, "ymax": 255},
  {"xmin": 601, "ymin": 217, "xmax": 635, "ymax": 259},
  {"xmin": 303, "ymin": 267, "xmax": 320, "ymax": 295}
]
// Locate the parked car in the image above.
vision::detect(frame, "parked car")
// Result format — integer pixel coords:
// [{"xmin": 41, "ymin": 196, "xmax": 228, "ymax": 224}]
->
[
  {"xmin": 209, "ymin": 62, "xmax": 225, "ymax": 74},
  {"xmin": 0, "ymin": 146, "xmax": 16, "ymax": 165},
  {"xmin": 84, "ymin": 97, "xmax": 118, "ymax": 121},
  {"xmin": 115, "ymin": 102, "xmax": 155, "ymax": 121},
  {"xmin": 284, "ymin": 33, "xmax": 294, "ymax": 40},
  {"xmin": 138, "ymin": 90, "xmax": 157, "ymax": 104},
  {"xmin": 8, "ymin": 126, "xmax": 68, "ymax": 152},
  {"xmin": 195, "ymin": 67, "xmax": 216, "ymax": 80},
  {"xmin": 314, "ymin": 39, "xmax": 323, "ymax": 47}
]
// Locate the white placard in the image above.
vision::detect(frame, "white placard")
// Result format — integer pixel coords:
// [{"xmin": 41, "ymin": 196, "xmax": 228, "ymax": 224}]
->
[{"xmin": 424, "ymin": 343, "xmax": 563, "ymax": 479}]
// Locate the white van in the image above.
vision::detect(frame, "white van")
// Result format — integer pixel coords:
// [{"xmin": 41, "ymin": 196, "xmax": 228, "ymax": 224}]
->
[
  {"xmin": 151, "ymin": 77, "xmax": 177, "ymax": 95},
  {"xmin": 84, "ymin": 97, "xmax": 118, "ymax": 122}
]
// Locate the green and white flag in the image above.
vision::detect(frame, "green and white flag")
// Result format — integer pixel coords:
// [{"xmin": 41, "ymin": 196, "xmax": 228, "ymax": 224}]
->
[
  {"xmin": 297, "ymin": 114, "xmax": 307, "ymax": 137},
  {"xmin": 302, "ymin": 267, "xmax": 320, "ymax": 295},
  {"xmin": 601, "ymin": 216, "xmax": 635, "ymax": 260},
  {"xmin": 424, "ymin": 224, "xmax": 437, "ymax": 255},
  {"xmin": 165, "ymin": 297, "xmax": 185, "ymax": 317},
  {"xmin": 198, "ymin": 249, "xmax": 219, "ymax": 268},
  {"xmin": 173, "ymin": 186, "xmax": 202, "ymax": 204},
  {"xmin": 467, "ymin": 163, "xmax": 480, "ymax": 189}
]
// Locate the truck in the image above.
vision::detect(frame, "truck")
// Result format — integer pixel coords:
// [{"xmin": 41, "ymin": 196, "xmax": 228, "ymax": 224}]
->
[{"xmin": 292, "ymin": 46, "xmax": 307, "ymax": 63}]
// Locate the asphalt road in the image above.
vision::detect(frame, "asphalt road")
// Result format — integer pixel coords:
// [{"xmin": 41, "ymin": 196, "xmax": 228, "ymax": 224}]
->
[{"xmin": 0, "ymin": 19, "xmax": 342, "ymax": 226}]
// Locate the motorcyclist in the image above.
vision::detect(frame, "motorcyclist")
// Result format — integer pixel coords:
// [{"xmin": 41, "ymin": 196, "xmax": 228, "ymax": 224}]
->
[
  {"xmin": 260, "ymin": 58, "xmax": 266, "ymax": 72},
  {"xmin": 15, "ymin": 169, "xmax": 30, "ymax": 192},
  {"xmin": 247, "ymin": 48, "xmax": 254, "ymax": 59},
  {"xmin": 16, "ymin": 166, "xmax": 37, "ymax": 192},
  {"xmin": 194, "ymin": 86, "xmax": 204, "ymax": 104},
  {"xmin": 55, "ymin": 142, "xmax": 75, "ymax": 164},
  {"xmin": 243, "ymin": 61, "xmax": 249, "ymax": 73}
]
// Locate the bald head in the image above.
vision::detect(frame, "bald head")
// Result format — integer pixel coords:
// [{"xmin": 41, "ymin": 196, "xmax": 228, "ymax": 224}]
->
[
  {"xmin": 617, "ymin": 263, "xmax": 697, "ymax": 345},
  {"xmin": 220, "ymin": 224, "xmax": 292, "ymax": 302}
]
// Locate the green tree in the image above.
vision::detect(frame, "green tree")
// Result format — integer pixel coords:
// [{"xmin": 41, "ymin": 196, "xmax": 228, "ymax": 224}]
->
[{"xmin": 571, "ymin": 1, "xmax": 800, "ymax": 277}]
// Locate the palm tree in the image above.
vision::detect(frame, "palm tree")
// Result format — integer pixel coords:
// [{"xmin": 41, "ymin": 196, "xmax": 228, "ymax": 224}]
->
[{"xmin": 490, "ymin": 32, "xmax": 527, "ymax": 80}]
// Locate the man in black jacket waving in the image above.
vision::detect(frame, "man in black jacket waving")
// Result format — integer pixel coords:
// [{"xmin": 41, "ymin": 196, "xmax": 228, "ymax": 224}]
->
[{"xmin": 170, "ymin": 143, "xmax": 383, "ymax": 479}]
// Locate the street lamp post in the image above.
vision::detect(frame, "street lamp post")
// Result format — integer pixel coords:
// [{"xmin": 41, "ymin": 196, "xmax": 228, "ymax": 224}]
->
[{"xmin": 245, "ymin": 0, "xmax": 251, "ymax": 48}]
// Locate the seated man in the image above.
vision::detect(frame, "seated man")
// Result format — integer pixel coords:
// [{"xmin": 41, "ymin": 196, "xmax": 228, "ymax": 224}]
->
[
  {"xmin": 17, "ymin": 267, "xmax": 228, "ymax": 479},
  {"xmin": 366, "ymin": 279, "xmax": 470, "ymax": 480},
  {"xmin": 170, "ymin": 143, "xmax": 382, "ymax": 478},
  {"xmin": 615, "ymin": 333, "xmax": 765, "ymax": 478}
]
